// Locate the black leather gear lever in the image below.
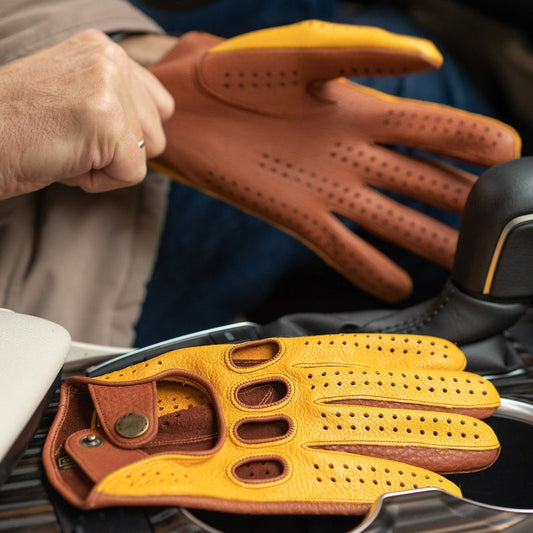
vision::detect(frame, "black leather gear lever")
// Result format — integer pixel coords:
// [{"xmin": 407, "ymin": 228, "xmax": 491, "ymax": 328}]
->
[
  {"xmin": 454, "ymin": 157, "xmax": 533, "ymax": 299},
  {"xmin": 264, "ymin": 158, "xmax": 533, "ymax": 375}
]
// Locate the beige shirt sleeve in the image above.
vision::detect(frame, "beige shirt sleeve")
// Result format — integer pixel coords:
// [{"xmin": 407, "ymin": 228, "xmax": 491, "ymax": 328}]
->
[
  {"xmin": 0, "ymin": 0, "xmax": 171, "ymax": 347},
  {"xmin": 0, "ymin": 0, "xmax": 164, "ymax": 64},
  {"xmin": 0, "ymin": 174, "xmax": 170, "ymax": 347}
]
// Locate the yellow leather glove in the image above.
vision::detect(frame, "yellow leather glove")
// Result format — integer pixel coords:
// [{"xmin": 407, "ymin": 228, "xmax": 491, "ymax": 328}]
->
[
  {"xmin": 148, "ymin": 20, "xmax": 521, "ymax": 302},
  {"xmin": 44, "ymin": 334, "xmax": 500, "ymax": 515}
]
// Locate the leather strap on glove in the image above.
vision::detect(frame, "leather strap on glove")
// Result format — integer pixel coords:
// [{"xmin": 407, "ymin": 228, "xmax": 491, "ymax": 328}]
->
[
  {"xmin": 44, "ymin": 334, "xmax": 500, "ymax": 515},
  {"xmin": 148, "ymin": 20, "xmax": 521, "ymax": 302}
]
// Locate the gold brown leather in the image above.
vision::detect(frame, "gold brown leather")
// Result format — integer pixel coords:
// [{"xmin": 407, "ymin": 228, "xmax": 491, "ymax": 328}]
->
[
  {"xmin": 148, "ymin": 20, "xmax": 521, "ymax": 302},
  {"xmin": 44, "ymin": 334, "xmax": 501, "ymax": 515}
]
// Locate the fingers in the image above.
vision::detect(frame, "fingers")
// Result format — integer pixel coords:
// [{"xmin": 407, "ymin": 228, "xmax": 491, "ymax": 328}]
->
[
  {"xmin": 200, "ymin": 21, "xmax": 443, "ymax": 116},
  {"xmin": 335, "ymin": 79, "xmax": 521, "ymax": 166},
  {"xmin": 169, "ymin": 151, "xmax": 414, "ymax": 301},
  {"xmin": 307, "ymin": 404, "xmax": 499, "ymax": 474},
  {"xmin": 334, "ymin": 186, "xmax": 459, "ymax": 270},
  {"xmin": 210, "ymin": 20, "xmax": 443, "ymax": 78},
  {"xmin": 334, "ymin": 144, "xmax": 476, "ymax": 215},
  {"xmin": 57, "ymin": 30, "xmax": 174, "ymax": 193},
  {"xmin": 130, "ymin": 60, "xmax": 175, "ymax": 150},
  {"xmin": 376, "ymin": 95, "xmax": 522, "ymax": 166},
  {"xmin": 89, "ymin": 32, "xmax": 174, "ymax": 161},
  {"xmin": 108, "ymin": 37, "xmax": 173, "ymax": 163},
  {"xmin": 310, "ymin": 368, "xmax": 500, "ymax": 419},
  {"xmin": 299, "ymin": 210, "xmax": 414, "ymax": 301},
  {"xmin": 286, "ymin": 334, "xmax": 467, "ymax": 371},
  {"xmin": 125, "ymin": 65, "xmax": 167, "ymax": 160},
  {"xmin": 289, "ymin": 189, "xmax": 458, "ymax": 300},
  {"xmin": 63, "ymin": 142, "xmax": 148, "ymax": 194},
  {"xmin": 297, "ymin": 447, "xmax": 463, "ymax": 505}
]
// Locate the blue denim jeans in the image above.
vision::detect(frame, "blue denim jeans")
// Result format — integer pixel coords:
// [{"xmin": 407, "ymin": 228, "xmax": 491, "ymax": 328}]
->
[{"xmin": 134, "ymin": 1, "xmax": 496, "ymax": 345}]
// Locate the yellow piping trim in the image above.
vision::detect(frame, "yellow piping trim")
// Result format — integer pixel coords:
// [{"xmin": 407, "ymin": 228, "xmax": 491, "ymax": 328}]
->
[{"xmin": 208, "ymin": 20, "xmax": 443, "ymax": 66}]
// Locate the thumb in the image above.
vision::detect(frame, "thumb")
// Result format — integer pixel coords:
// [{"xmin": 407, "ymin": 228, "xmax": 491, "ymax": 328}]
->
[{"xmin": 198, "ymin": 20, "xmax": 443, "ymax": 115}]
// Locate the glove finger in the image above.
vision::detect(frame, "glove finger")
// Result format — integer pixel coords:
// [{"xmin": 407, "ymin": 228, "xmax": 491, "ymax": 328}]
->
[
  {"xmin": 209, "ymin": 20, "xmax": 442, "ymax": 78},
  {"xmin": 334, "ymin": 143, "xmax": 475, "ymax": 214},
  {"xmin": 333, "ymin": 185, "xmax": 458, "ymax": 269},
  {"xmin": 152, "ymin": 157, "xmax": 415, "ymax": 301},
  {"xmin": 296, "ymin": 450, "xmax": 461, "ymax": 506},
  {"xmin": 101, "ymin": 335, "xmax": 467, "ymax": 385},
  {"xmin": 297, "ymin": 209, "xmax": 414, "ymax": 301},
  {"xmin": 152, "ymin": 151, "xmax": 449, "ymax": 300},
  {"xmin": 201, "ymin": 20, "xmax": 442, "ymax": 115},
  {"xmin": 276, "ymin": 334, "xmax": 467, "ymax": 371},
  {"xmin": 304, "ymin": 404, "xmax": 499, "ymax": 474},
  {"xmin": 305, "ymin": 365, "xmax": 500, "ymax": 419},
  {"xmin": 283, "ymin": 448, "xmax": 463, "ymax": 513},
  {"xmin": 67, "ymin": 440, "xmax": 461, "ymax": 515},
  {"xmin": 330, "ymin": 79, "xmax": 521, "ymax": 166}
]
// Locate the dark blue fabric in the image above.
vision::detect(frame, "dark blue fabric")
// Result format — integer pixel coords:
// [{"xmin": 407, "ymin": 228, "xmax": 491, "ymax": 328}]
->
[
  {"xmin": 130, "ymin": 0, "xmax": 338, "ymax": 37},
  {"xmin": 134, "ymin": 2, "xmax": 496, "ymax": 345}
]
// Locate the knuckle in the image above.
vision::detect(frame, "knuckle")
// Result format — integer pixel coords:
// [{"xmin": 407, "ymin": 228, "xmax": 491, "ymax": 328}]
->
[
  {"xmin": 100, "ymin": 38, "xmax": 129, "ymax": 64},
  {"xmin": 74, "ymin": 35, "xmax": 128, "ymax": 79},
  {"xmin": 75, "ymin": 67, "xmax": 125, "ymax": 122},
  {"xmin": 80, "ymin": 88, "xmax": 121, "ymax": 123},
  {"xmin": 130, "ymin": 161, "xmax": 148, "ymax": 184},
  {"xmin": 80, "ymin": 28, "xmax": 108, "ymax": 42},
  {"xmin": 93, "ymin": 53, "xmax": 121, "ymax": 80},
  {"xmin": 149, "ymin": 132, "xmax": 167, "ymax": 157},
  {"xmin": 68, "ymin": 28, "xmax": 110, "ymax": 47}
]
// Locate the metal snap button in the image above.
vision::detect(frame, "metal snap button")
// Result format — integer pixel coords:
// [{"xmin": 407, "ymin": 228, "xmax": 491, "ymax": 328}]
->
[
  {"xmin": 80, "ymin": 434, "xmax": 103, "ymax": 448},
  {"xmin": 115, "ymin": 412, "xmax": 149, "ymax": 438}
]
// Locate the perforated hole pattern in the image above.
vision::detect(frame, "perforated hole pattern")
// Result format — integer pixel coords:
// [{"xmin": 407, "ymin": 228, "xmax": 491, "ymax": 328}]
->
[
  {"xmin": 315, "ymin": 408, "xmax": 482, "ymax": 441},
  {"xmin": 201, "ymin": 143, "xmax": 465, "ymax": 293},
  {"xmin": 311, "ymin": 459, "xmax": 443, "ymax": 490}
]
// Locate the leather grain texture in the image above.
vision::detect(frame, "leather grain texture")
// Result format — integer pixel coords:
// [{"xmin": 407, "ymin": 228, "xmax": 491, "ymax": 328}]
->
[
  {"xmin": 43, "ymin": 333, "xmax": 501, "ymax": 515},
  {"xmin": 148, "ymin": 20, "xmax": 521, "ymax": 302}
]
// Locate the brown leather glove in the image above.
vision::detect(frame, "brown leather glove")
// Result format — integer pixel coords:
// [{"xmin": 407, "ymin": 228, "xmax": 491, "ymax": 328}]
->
[
  {"xmin": 148, "ymin": 20, "xmax": 521, "ymax": 302},
  {"xmin": 43, "ymin": 334, "xmax": 500, "ymax": 515}
]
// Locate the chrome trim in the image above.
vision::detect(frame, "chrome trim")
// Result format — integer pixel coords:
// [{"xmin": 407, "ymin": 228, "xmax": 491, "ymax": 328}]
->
[
  {"xmin": 87, "ymin": 321, "xmax": 259, "ymax": 376},
  {"xmin": 181, "ymin": 508, "xmax": 223, "ymax": 533},
  {"xmin": 350, "ymin": 488, "xmax": 533, "ymax": 533},
  {"xmin": 497, "ymin": 397, "xmax": 533, "ymax": 423},
  {"xmin": 347, "ymin": 398, "xmax": 533, "ymax": 532},
  {"xmin": 483, "ymin": 214, "xmax": 533, "ymax": 294},
  {"xmin": 483, "ymin": 367, "xmax": 528, "ymax": 381}
]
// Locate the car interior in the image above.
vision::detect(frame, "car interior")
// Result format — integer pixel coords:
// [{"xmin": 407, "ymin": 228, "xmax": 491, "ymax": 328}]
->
[{"xmin": 1, "ymin": 1, "xmax": 532, "ymax": 532}]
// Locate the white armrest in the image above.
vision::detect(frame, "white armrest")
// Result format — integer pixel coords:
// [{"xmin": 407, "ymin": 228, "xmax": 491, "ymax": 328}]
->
[{"xmin": 0, "ymin": 309, "xmax": 71, "ymax": 462}]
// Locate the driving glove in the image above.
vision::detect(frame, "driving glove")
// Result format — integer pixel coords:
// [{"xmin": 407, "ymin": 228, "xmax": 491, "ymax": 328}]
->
[
  {"xmin": 44, "ymin": 333, "xmax": 500, "ymax": 514},
  {"xmin": 148, "ymin": 20, "xmax": 521, "ymax": 302}
]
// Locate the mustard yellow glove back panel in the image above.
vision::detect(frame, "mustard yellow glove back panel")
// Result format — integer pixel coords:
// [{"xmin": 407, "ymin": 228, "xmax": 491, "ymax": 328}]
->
[
  {"xmin": 44, "ymin": 334, "xmax": 500, "ymax": 515},
  {"xmin": 148, "ymin": 20, "xmax": 521, "ymax": 302}
]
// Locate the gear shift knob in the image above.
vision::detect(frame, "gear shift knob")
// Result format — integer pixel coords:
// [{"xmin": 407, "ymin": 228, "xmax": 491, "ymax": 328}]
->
[{"xmin": 453, "ymin": 157, "xmax": 533, "ymax": 299}]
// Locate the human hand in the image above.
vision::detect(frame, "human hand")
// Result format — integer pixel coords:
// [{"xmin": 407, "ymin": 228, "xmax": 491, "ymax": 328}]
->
[
  {"xmin": 0, "ymin": 29, "xmax": 174, "ymax": 199},
  {"xmin": 148, "ymin": 20, "xmax": 521, "ymax": 302}
]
